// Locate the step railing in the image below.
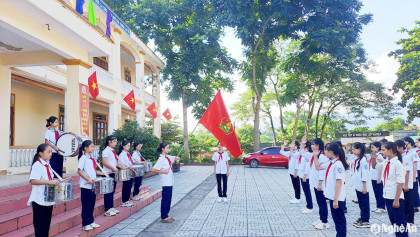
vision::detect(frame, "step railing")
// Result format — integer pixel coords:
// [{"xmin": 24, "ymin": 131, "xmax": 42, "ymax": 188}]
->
[{"xmin": 8, "ymin": 147, "xmax": 37, "ymax": 167}]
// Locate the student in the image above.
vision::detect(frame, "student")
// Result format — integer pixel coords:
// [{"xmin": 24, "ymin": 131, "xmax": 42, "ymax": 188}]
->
[
  {"xmin": 334, "ymin": 140, "xmax": 348, "ymax": 213},
  {"xmin": 310, "ymin": 138, "xmax": 330, "ymax": 230},
  {"xmin": 346, "ymin": 142, "xmax": 370, "ymax": 228},
  {"xmin": 102, "ymin": 136, "xmax": 120, "ymax": 216},
  {"xmin": 415, "ymin": 138, "xmax": 420, "ymax": 212},
  {"xmin": 314, "ymin": 142, "xmax": 348, "ymax": 237},
  {"xmin": 44, "ymin": 116, "xmax": 64, "ymax": 177},
  {"xmin": 280, "ymin": 140, "xmax": 301, "ymax": 204},
  {"xmin": 118, "ymin": 141, "xmax": 135, "ymax": 207},
  {"xmin": 28, "ymin": 144, "xmax": 60, "ymax": 237},
  {"xmin": 152, "ymin": 142, "xmax": 180, "ymax": 223},
  {"xmin": 212, "ymin": 143, "xmax": 230, "ymax": 203},
  {"xmin": 372, "ymin": 142, "xmax": 408, "ymax": 237},
  {"xmin": 399, "ymin": 138, "xmax": 416, "ymax": 226},
  {"xmin": 369, "ymin": 142, "xmax": 387, "ymax": 213},
  {"xmin": 299, "ymin": 137, "xmax": 313, "ymax": 214},
  {"xmin": 77, "ymin": 140, "xmax": 104, "ymax": 231},
  {"xmin": 131, "ymin": 142, "xmax": 145, "ymax": 201}
]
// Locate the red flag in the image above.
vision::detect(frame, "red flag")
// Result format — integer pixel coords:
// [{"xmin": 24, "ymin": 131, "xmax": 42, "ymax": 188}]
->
[
  {"xmin": 123, "ymin": 90, "xmax": 135, "ymax": 111},
  {"xmin": 88, "ymin": 72, "xmax": 99, "ymax": 99},
  {"xmin": 147, "ymin": 102, "xmax": 158, "ymax": 119},
  {"xmin": 163, "ymin": 108, "xmax": 172, "ymax": 120},
  {"xmin": 199, "ymin": 90, "xmax": 242, "ymax": 158}
]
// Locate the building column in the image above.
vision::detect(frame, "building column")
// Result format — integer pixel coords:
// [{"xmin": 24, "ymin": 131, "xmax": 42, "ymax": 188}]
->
[
  {"xmin": 0, "ymin": 66, "xmax": 11, "ymax": 174},
  {"xmin": 108, "ymin": 29, "xmax": 122, "ymax": 132},
  {"xmin": 152, "ymin": 72, "xmax": 161, "ymax": 138},
  {"xmin": 135, "ymin": 53, "xmax": 145, "ymax": 128}
]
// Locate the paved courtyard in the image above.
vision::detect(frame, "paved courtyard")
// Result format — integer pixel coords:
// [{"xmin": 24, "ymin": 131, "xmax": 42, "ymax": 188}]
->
[{"xmin": 97, "ymin": 165, "xmax": 419, "ymax": 237}]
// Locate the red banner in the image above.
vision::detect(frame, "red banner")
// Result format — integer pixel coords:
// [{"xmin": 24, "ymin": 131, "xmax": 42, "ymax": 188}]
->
[{"xmin": 79, "ymin": 84, "xmax": 90, "ymax": 137}]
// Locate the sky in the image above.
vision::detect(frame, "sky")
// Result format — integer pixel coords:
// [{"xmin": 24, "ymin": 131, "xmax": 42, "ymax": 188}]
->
[{"xmin": 155, "ymin": 0, "xmax": 420, "ymax": 132}]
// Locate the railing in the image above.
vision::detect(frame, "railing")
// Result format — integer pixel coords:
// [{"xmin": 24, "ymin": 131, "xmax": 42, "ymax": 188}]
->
[
  {"xmin": 144, "ymin": 91, "xmax": 156, "ymax": 105},
  {"xmin": 9, "ymin": 148, "xmax": 37, "ymax": 167},
  {"xmin": 121, "ymin": 80, "xmax": 140, "ymax": 96},
  {"xmin": 88, "ymin": 65, "xmax": 114, "ymax": 89}
]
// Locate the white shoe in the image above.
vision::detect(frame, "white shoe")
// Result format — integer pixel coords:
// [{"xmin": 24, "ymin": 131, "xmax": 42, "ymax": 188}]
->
[
  {"xmin": 132, "ymin": 195, "xmax": 142, "ymax": 201},
  {"xmin": 312, "ymin": 220, "xmax": 322, "ymax": 226},
  {"xmin": 314, "ymin": 222, "xmax": 330, "ymax": 230},
  {"xmin": 90, "ymin": 222, "xmax": 100, "ymax": 228},
  {"xmin": 110, "ymin": 208, "xmax": 120, "ymax": 214},
  {"xmin": 82, "ymin": 225, "xmax": 93, "ymax": 231},
  {"xmin": 223, "ymin": 198, "xmax": 228, "ymax": 203},
  {"xmin": 302, "ymin": 208, "xmax": 313, "ymax": 214},
  {"xmin": 121, "ymin": 201, "xmax": 133, "ymax": 207},
  {"xmin": 217, "ymin": 197, "xmax": 222, "ymax": 203},
  {"xmin": 375, "ymin": 208, "xmax": 386, "ymax": 213},
  {"xmin": 371, "ymin": 208, "xmax": 378, "ymax": 212},
  {"xmin": 290, "ymin": 198, "xmax": 301, "ymax": 204},
  {"xmin": 104, "ymin": 210, "xmax": 116, "ymax": 216}
]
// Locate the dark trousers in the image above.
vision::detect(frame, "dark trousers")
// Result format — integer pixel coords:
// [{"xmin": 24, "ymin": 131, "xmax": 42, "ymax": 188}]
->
[
  {"xmin": 216, "ymin": 174, "xmax": 227, "ymax": 197},
  {"xmin": 329, "ymin": 200, "xmax": 346, "ymax": 237},
  {"xmin": 50, "ymin": 153, "xmax": 64, "ymax": 177},
  {"xmin": 133, "ymin": 176, "xmax": 143, "ymax": 196},
  {"xmin": 290, "ymin": 174, "xmax": 301, "ymax": 199},
  {"xmin": 403, "ymin": 189, "xmax": 414, "ymax": 224},
  {"xmin": 356, "ymin": 190, "xmax": 370, "ymax": 222},
  {"xmin": 122, "ymin": 179, "xmax": 133, "ymax": 202},
  {"xmin": 32, "ymin": 202, "xmax": 53, "ymax": 237},
  {"xmin": 161, "ymin": 186, "xmax": 173, "ymax": 219},
  {"xmin": 385, "ymin": 199, "xmax": 408, "ymax": 237},
  {"xmin": 413, "ymin": 180, "xmax": 420, "ymax": 208},
  {"xmin": 104, "ymin": 173, "xmax": 116, "ymax": 211},
  {"xmin": 300, "ymin": 178, "xmax": 313, "ymax": 209},
  {"xmin": 81, "ymin": 188, "xmax": 96, "ymax": 226},
  {"xmin": 372, "ymin": 180, "xmax": 386, "ymax": 209},
  {"xmin": 314, "ymin": 188, "xmax": 328, "ymax": 223}
]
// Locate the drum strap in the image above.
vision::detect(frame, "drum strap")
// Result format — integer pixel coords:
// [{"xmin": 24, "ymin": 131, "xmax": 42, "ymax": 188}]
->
[{"xmin": 38, "ymin": 159, "xmax": 52, "ymax": 180}]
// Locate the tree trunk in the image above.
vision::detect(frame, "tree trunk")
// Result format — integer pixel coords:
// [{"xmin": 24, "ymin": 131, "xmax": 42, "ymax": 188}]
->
[
  {"xmin": 266, "ymin": 110, "xmax": 277, "ymax": 146},
  {"xmin": 279, "ymin": 105, "xmax": 285, "ymax": 134},
  {"xmin": 253, "ymin": 94, "xmax": 261, "ymax": 151},
  {"xmin": 181, "ymin": 92, "xmax": 190, "ymax": 159},
  {"xmin": 320, "ymin": 113, "xmax": 331, "ymax": 139},
  {"xmin": 315, "ymin": 99, "xmax": 323, "ymax": 138},
  {"xmin": 306, "ymin": 101, "xmax": 315, "ymax": 136},
  {"xmin": 292, "ymin": 96, "xmax": 302, "ymax": 143}
]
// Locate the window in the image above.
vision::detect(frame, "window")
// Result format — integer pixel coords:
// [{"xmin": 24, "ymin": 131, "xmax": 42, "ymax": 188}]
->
[
  {"xmin": 263, "ymin": 148, "xmax": 280, "ymax": 155},
  {"xmin": 59, "ymin": 105, "xmax": 65, "ymax": 131},
  {"xmin": 93, "ymin": 113, "xmax": 108, "ymax": 145},
  {"xmin": 124, "ymin": 67, "xmax": 131, "ymax": 83},
  {"xmin": 93, "ymin": 57, "xmax": 108, "ymax": 71},
  {"xmin": 9, "ymin": 94, "xmax": 15, "ymax": 146}
]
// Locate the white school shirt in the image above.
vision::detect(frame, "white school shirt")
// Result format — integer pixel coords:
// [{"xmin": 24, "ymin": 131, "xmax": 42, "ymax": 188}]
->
[
  {"xmin": 406, "ymin": 148, "xmax": 419, "ymax": 175},
  {"xmin": 118, "ymin": 150, "xmax": 134, "ymax": 168},
  {"xmin": 153, "ymin": 154, "xmax": 175, "ymax": 187},
  {"xmin": 308, "ymin": 153, "xmax": 329, "ymax": 190},
  {"xmin": 367, "ymin": 152, "xmax": 384, "ymax": 180},
  {"xmin": 296, "ymin": 150, "xmax": 309, "ymax": 178},
  {"xmin": 416, "ymin": 149, "xmax": 420, "ymax": 171},
  {"xmin": 102, "ymin": 146, "xmax": 118, "ymax": 173},
  {"xmin": 402, "ymin": 151, "xmax": 414, "ymax": 189},
  {"xmin": 212, "ymin": 151, "xmax": 230, "ymax": 174},
  {"xmin": 350, "ymin": 156, "xmax": 370, "ymax": 192},
  {"xmin": 77, "ymin": 153, "xmax": 97, "ymax": 189},
  {"xmin": 44, "ymin": 128, "xmax": 64, "ymax": 153},
  {"xmin": 322, "ymin": 158, "xmax": 346, "ymax": 201},
  {"xmin": 27, "ymin": 158, "xmax": 56, "ymax": 206},
  {"xmin": 280, "ymin": 150, "xmax": 299, "ymax": 175},
  {"xmin": 132, "ymin": 150, "xmax": 144, "ymax": 163},
  {"xmin": 376, "ymin": 157, "xmax": 405, "ymax": 200}
]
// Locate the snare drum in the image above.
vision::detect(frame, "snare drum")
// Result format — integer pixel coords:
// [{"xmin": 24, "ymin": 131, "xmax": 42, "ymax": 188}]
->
[
  {"xmin": 44, "ymin": 182, "xmax": 74, "ymax": 202},
  {"xmin": 144, "ymin": 161, "xmax": 153, "ymax": 172},
  {"xmin": 132, "ymin": 165, "xmax": 145, "ymax": 177},
  {"xmin": 115, "ymin": 169, "xmax": 132, "ymax": 182},
  {"xmin": 92, "ymin": 177, "xmax": 114, "ymax": 194},
  {"xmin": 56, "ymin": 133, "xmax": 83, "ymax": 157}
]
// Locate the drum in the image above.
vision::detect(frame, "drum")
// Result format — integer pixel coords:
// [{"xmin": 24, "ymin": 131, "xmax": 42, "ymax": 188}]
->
[
  {"xmin": 56, "ymin": 133, "xmax": 83, "ymax": 157},
  {"xmin": 132, "ymin": 165, "xmax": 145, "ymax": 177},
  {"xmin": 44, "ymin": 182, "xmax": 74, "ymax": 202},
  {"xmin": 92, "ymin": 177, "xmax": 114, "ymax": 194},
  {"xmin": 115, "ymin": 169, "xmax": 132, "ymax": 182},
  {"xmin": 144, "ymin": 161, "xmax": 153, "ymax": 172}
]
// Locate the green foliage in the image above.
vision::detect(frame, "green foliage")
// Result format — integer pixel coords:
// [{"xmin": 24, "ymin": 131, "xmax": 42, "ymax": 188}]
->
[
  {"xmin": 160, "ymin": 116, "xmax": 183, "ymax": 144},
  {"xmin": 350, "ymin": 126, "xmax": 370, "ymax": 133},
  {"xmin": 236, "ymin": 124, "xmax": 254, "ymax": 154},
  {"xmin": 373, "ymin": 118, "xmax": 406, "ymax": 132},
  {"xmin": 188, "ymin": 128, "xmax": 218, "ymax": 157}
]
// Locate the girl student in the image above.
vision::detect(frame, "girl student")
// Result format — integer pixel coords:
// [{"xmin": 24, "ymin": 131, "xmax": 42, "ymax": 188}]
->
[
  {"xmin": 310, "ymin": 138, "xmax": 330, "ymax": 230},
  {"xmin": 212, "ymin": 143, "xmax": 230, "ymax": 203},
  {"xmin": 396, "ymin": 140, "xmax": 415, "ymax": 227},
  {"xmin": 44, "ymin": 116, "xmax": 64, "ymax": 177},
  {"xmin": 371, "ymin": 142, "xmax": 408, "ymax": 237},
  {"xmin": 152, "ymin": 142, "xmax": 180, "ymax": 223},
  {"xmin": 414, "ymin": 137, "xmax": 420, "ymax": 212},
  {"xmin": 77, "ymin": 140, "xmax": 106, "ymax": 231},
  {"xmin": 118, "ymin": 141, "xmax": 135, "ymax": 207},
  {"xmin": 299, "ymin": 137, "xmax": 314, "ymax": 214},
  {"xmin": 280, "ymin": 140, "xmax": 301, "ymax": 204},
  {"xmin": 27, "ymin": 144, "xmax": 70, "ymax": 237},
  {"xmin": 369, "ymin": 141, "xmax": 387, "ymax": 213},
  {"xmin": 402, "ymin": 137, "xmax": 419, "ymax": 214},
  {"xmin": 131, "ymin": 142, "xmax": 146, "ymax": 201},
  {"xmin": 313, "ymin": 142, "xmax": 349, "ymax": 237},
  {"xmin": 102, "ymin": 135, "xmax": 120, "ymax": 216},
  {"xmin": 346, "ymin": 142, "xmax": 371, "ymax": 228}
]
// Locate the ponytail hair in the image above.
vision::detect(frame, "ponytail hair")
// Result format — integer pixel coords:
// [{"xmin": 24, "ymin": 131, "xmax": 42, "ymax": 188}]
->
[
  {"xmin": 371, "ymin": 141, "xmax": 381, "ymax": 151},
  {"xmin": 78, "ymin": 140, "xmax": 94, "ymax": 159},
  {"xmin": 105, "ymin": 135, "xmax": 117, "ymax": 147},
  {"xmin": 45, "ymin": 116, "xmax": 58, "ymax": 128},
  {"xmin": 157, "ymin": 142, "xmax": 169, "ymax": 154},
  {"xmin": 352, "ymin": 142, "xmax": 366, "ymax": 171},
  {"xmin": 312, "ymin": 138, "xmax": 324, "ymax": 153},
  {"xmin": 31, "ymin": 143, "xmax": 50, "ymax": 166},
  {"xmin": 133, "ymin": 142, "xmax": 142, "ymax": 151},
  {"xmin": 402, "ymin": 137, "xmax": 415, "ymax": 147},
  {"xmin": 119, "ymin": 140, "xmax": 130, "ymax": 155},
  {"xmin": 326, "ymin": 142, "xmax": 349, "ymax": 170},
  {"xmin": 304, "ymin": 140, "xmax": 313, "ymax": 153},
  {"xmin": 383, "ymin": 142, "xmax": 402, "ymax": 162}
]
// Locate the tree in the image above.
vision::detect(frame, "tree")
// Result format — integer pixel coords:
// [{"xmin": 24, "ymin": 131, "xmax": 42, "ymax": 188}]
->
[
  {"xmin": 389, "ymin": 21, "xmax": 420, "ymax": 122},
  {"xmin": 161, "ymin": 116, "xmax": 183, "ymax": 144},
  {"xmin": 236, "ymin": 124, "xmax": 254, "ymax": 154},
  {"xmin": 373, "ymin": 118, "xmax": 406, "ymax": 132}
]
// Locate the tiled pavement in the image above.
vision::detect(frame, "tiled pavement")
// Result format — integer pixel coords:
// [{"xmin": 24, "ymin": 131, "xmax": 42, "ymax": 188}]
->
[{"xmin": 98, "ymin": 165, "xmax": 419, "ymax": 237}]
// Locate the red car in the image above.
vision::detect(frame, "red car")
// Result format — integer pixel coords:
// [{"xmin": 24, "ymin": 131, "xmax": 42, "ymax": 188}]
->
[{"xmin": 242, "ymin": 147, "xmax": 289, "ymax": 168}]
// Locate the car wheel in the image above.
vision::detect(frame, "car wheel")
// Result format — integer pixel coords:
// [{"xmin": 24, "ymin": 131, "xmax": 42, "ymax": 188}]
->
[
  {"xmin": 285, "ymin": 164, "xmax": 288, "ymax": 169},
  {"xmin": 249, "ymin": 159, "xmax": 259, "ymax": 168}
]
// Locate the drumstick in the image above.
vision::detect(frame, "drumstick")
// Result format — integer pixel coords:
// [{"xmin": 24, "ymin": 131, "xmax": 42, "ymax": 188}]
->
[
  {"xmin": 95, "ymin": 160, "xmax": 110, "ymax": 178},
  {"xmin": 50, "ymin": 168, "xmax": 64, "ymax": 182}
]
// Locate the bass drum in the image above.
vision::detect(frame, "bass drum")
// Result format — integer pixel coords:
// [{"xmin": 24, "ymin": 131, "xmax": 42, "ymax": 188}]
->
[{"xmin": 56, "ymin": 133, "xmax": 83, "ymax": 157}]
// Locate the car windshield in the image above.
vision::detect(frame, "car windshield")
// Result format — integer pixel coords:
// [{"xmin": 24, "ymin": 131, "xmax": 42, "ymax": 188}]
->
[{"xmin": 262, "ymin": 148, "xmax": 280, "ymax": 154}]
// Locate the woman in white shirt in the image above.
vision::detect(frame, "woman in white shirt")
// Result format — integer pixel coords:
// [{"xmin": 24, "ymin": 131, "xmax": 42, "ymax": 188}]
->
[
  {"xmin": 280, "ymin": 140, "xmax": 301, "ymax": 204},
  {"xmin": 44, "ymin": 116, "xmax": 64, "ymax": 177},
  {"xmin": 101, "ymin": 136, "xmax": 120, "ymax": 217},
  {"xmin": 212, "ymin": 143, "xmax": 230, "ymax": 203},
  {"xmin": 152, "ymin": 142, "xmax": 180, "ymax": 223},
  {"xmin": 132, "ymin": 142, "xmax": 146, "ymax": 201},
  {"xmin": 369, "ymin": 142, "xmax": 387, "ymax": 213},
  {"xmin": 118, "ymin": 141, "xmax": 135, "ymax": 207},
  {"xmin": 299, "ymin": 139, "xmax": 313, "ymax": 214}
]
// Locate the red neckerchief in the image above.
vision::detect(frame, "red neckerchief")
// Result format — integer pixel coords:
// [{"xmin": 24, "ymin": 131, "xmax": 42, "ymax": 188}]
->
[
  {"xmin": 369, "ymin": 157, "xmax": 373, "ymax": 169},
  {"xmin": 85, "ymin": 153, "xmax": 97, "ymax": 170},
  {"xmin": 54, "ymin": 130, "xmax": 59, "ymax": 141},
  {"xmin": 218, "ymin": 152, "xmax": 223, "ymax": 163},
  {"xmin": 111, "ymin": 149, "xmax": 118, "ymax": 163},
  {"xmin": 165, "ymin": 156, "xmax": 172, "ymax": 170},
  {"xmin": 37, "ymin": 159, "xmax": 52, "ymax": 180},
  {"xmin": 311, "ymin": 153, "xmax": 325, "ymax": 167},
  {"xmin": 127, "ymin": 153, "xmax": 134, "ymax": 165},
  {"xmin": 325, "ymin": 162, "xmax": 333, "ymax": 184},
  {"xmin": 383, "ymin": 161, "xmax": 391, "ymax": 188},
  {"xmin": 353, "ymin": 158, "xmax": 359, "ymax": 173},
  {"xmin": 298, "ymin": 155, "xmax": 302, "ymax": 165}
]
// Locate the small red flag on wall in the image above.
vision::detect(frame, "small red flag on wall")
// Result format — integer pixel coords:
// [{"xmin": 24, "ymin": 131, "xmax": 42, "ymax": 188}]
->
[
  {"xmin": 163, "ymin": 108, "xmax": 172, "ymax": 120},
  {"xmin": 147, "ymin": 102, "xmax": 158, "ymax": 119},
  {"xmin": 88, "ymin": 72, "xmax": 99, "ymax": 99},
  {"xmin": 123, "ymin": 90, "xmax": 135, "ymax": 111}
]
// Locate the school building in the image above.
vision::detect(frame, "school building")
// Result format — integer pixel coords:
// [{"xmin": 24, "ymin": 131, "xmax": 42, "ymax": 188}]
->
[{"xmin": 0, "ymin": 0, "xmax": 165, "ymax": 175}]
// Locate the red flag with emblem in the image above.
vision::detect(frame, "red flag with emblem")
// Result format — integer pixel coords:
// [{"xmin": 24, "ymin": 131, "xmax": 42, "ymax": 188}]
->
[
  {"xmin": 198, "ymin": 90, "xmax": 242, "ymax": 158},
  {"xmin": 163, "ymin": 108, "xmax": 172, "ymax": 120},
  {"xmin": 147, "ymin": 102, "xmax": 158, "ymax": 119},
  {"xmin": 123, "ymin": 90, "xmax": 135, "ymax": 111},
  {"xmin": 88, "ymin": 71, "xmax": 99, "ymax": 99}
]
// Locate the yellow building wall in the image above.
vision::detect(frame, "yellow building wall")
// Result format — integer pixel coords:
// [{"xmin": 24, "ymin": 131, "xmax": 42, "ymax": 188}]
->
[{"xmin": 121, "ymin": 60, "xmax": 136, "ymax": 86}]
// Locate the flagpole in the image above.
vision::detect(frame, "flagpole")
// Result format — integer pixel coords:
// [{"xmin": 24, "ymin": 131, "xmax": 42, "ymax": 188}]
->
[{"xmin": 176, "ymin": 122, "xmax": 200, "ymax": 157}]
